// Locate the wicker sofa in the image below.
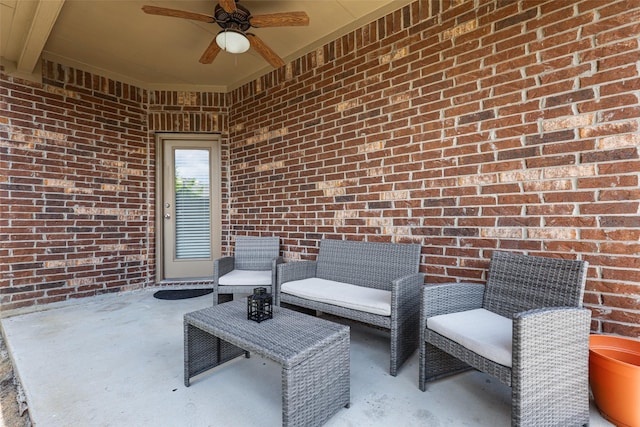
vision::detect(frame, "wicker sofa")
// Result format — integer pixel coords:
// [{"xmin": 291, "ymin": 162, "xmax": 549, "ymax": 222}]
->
[{"xmin": 276, "ymin": 239, "xmax": 423, "ymax": 376}]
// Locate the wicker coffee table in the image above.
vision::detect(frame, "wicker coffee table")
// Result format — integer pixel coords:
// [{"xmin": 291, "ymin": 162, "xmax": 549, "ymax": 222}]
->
[{"xmin": 184, "ymin": 300, "xmax": 350, "ymax": 427}]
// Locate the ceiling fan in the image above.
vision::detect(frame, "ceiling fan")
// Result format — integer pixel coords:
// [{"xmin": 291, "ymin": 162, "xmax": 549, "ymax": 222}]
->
[{"xmin": 142, "ymin": 0, "xmax": 309, "ymax": 68}]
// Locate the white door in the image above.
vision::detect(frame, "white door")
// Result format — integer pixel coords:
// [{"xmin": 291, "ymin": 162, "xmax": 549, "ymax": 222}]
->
[{"xmin": 158, "ymin": 134, "xmax": 221, "ymax": 279}]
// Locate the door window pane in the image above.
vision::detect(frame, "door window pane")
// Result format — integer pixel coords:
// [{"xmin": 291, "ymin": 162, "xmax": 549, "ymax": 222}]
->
[{"xmin": 174, "ymin": 149, "xmax": 211, "ymax": 259}]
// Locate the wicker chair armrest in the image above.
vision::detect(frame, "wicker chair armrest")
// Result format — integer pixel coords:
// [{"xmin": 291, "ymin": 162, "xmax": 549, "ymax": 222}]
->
[
  {"xmin": 511, "ymin": 306, "xmax": 591, "ymax": 415},
  {"xmin": 421, "ymin": 282, "xmax": 485, "ymax": 318},
  {"xmin": 391, "ymin": 273, "xmax": 425, "ymax": 314},
  {"xmin": 512, "ymin": 307, "xmax": 591, "ymax": 362},
  {"xmin": 420, "ymin": 282, "xmax": 485, "ymax": 340},
  {"xmin": 270, "ymin": 256, "xmax": 285, "ymax": 287},
  {"xmin": 213, "ymin": 256, "xmax": 235, "ymax": 282},
  {"xmin": 275, "ymin": 261, "xmax": 318, "ymax": 304},
  {"xmin": 272, "ymin": 256, "xmax": 285, "ymax": 269}
]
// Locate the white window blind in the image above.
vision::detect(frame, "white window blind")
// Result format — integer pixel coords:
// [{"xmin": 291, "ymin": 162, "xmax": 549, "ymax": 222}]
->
[{"xmin": 174, "ymin": 149, "xmax": 211, "ymax": 259}]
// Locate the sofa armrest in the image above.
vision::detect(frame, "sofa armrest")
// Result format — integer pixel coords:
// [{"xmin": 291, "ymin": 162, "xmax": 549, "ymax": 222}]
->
[
  {"xmin": 213, "ymin": 256, "xmax": 235, "ymax": 282},
  {"xmin": 391, "ymin": 273, "xmax": 425, "ymax": 317},
  {"xmin": 387, "ymin": 272, "xmax": 425, "ymax": 375},
  {"xmin": 275, "ymin": 261, "xmax": 318, "ymax": 305}
]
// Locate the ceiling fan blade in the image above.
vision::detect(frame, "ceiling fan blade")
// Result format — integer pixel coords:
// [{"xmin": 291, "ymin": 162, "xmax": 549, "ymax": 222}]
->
[
  {"xmin": 249, "ymin": 12, "xmax": 309, "ymax": 28},
  {"xmin": 218, "ymin": 0, "xmax": 236, "ymax": 13},
  {"xmin": 142, "ymin": 5, "xmax": 214, "ymax": 23},
  {"xmin": 247, "ymin": 33, "xmax": 285, "ymax": 68},
  {"xmin": 199, "ymin": 39, "xmax": 222, "ymax": 64}
]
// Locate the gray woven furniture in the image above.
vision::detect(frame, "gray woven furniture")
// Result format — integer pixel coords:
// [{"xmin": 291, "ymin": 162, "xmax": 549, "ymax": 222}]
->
[
  {"xmin": 276, "ymin": 239, "xmax": 423, "ymax": 376},
  {"xmin": 213, "ymin": 236, "xmax": 283, "ymax": 304},
  {"xmin": 419, "ymin": 251, "xmax": 591, "ymax": 427},
  {"xmin": 184, "ymin": 300, "xmax": 350, "ymax": 427}
]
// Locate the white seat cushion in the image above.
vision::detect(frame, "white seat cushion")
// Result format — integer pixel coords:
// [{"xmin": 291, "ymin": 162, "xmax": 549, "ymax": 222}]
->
[
  {"xmin": 427, "ymin": 308, "xmax": 513, "ymax": 367},
  {"xmin": 218, "ymin": 270, "xmax": 272, "ymax": 286},
  {"xmin": 281, "ymin": 277, "xmax": 391, "ymax": 316}
]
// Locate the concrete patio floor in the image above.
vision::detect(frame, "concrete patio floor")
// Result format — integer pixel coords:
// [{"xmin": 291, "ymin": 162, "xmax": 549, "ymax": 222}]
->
[{"xmin": 1, "ymin": 289, "xmax": 613, "ymax": 426}]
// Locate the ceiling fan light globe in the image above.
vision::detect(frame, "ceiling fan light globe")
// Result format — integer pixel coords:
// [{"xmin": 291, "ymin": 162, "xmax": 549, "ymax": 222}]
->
[{"xmin": 215, "ymin": 30, "xmax": 250, "ymax": 54}]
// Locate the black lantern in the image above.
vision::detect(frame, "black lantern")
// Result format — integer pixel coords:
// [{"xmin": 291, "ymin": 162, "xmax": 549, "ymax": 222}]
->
[{"xmin": 247, "ymin": 287, "xmax": 273, "ymax": 322}]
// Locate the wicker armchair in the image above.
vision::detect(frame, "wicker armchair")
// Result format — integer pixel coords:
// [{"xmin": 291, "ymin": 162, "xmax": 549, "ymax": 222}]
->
[
  {"xmin": 419, "ymin": 251, "xmax": 590, "ymax": 426},
  {"xmin": 213, "ymin": 236, "xmax": 283, "ymax": 305}
]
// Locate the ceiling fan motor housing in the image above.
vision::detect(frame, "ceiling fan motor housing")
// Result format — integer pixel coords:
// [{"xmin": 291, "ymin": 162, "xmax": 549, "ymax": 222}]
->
[{"xmin": 214, "ymin": 3, "xmax": 251, "ymax": 32}]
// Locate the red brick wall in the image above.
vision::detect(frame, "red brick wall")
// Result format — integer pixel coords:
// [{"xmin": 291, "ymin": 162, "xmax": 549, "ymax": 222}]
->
[
  {"xmin": 227, "ymin": 0, "xmax": 640, "ymax": 337},
  {"xmin": 0, "ymin": 61, "xmax": 227, "ymax": 313},
  {"xmin": 1, "ymin": 62, "xmax": 151, "ymax": 311}
]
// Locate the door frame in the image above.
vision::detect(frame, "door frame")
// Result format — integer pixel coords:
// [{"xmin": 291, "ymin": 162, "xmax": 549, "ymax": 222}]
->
[{"xmin": 154, "ymin": 133, "xmax": 222, "ymax": 281}]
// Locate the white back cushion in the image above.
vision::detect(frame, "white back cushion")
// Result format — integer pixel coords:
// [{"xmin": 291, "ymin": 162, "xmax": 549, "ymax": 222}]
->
[
  {"xmin": 427, "ymin": 308, "xmax": 513, "ymax": 367},
  {"xmin": 281, "ymin": 277, "xmax": 391, "ymax": 316},
  {"xmin": 219, "ymin": 270, "xmax": 272, "ymax": 286}
]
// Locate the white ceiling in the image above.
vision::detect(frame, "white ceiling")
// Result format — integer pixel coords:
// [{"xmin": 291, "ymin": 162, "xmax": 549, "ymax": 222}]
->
[{"xmin": 1, "ymin": 0, "xmax": 414, "ymax": 91}]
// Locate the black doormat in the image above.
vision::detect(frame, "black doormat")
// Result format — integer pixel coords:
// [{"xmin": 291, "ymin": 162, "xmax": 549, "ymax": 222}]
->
[{"xmin": 153, "ymin": 288, "xmax": 213, "ymax": 300}]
